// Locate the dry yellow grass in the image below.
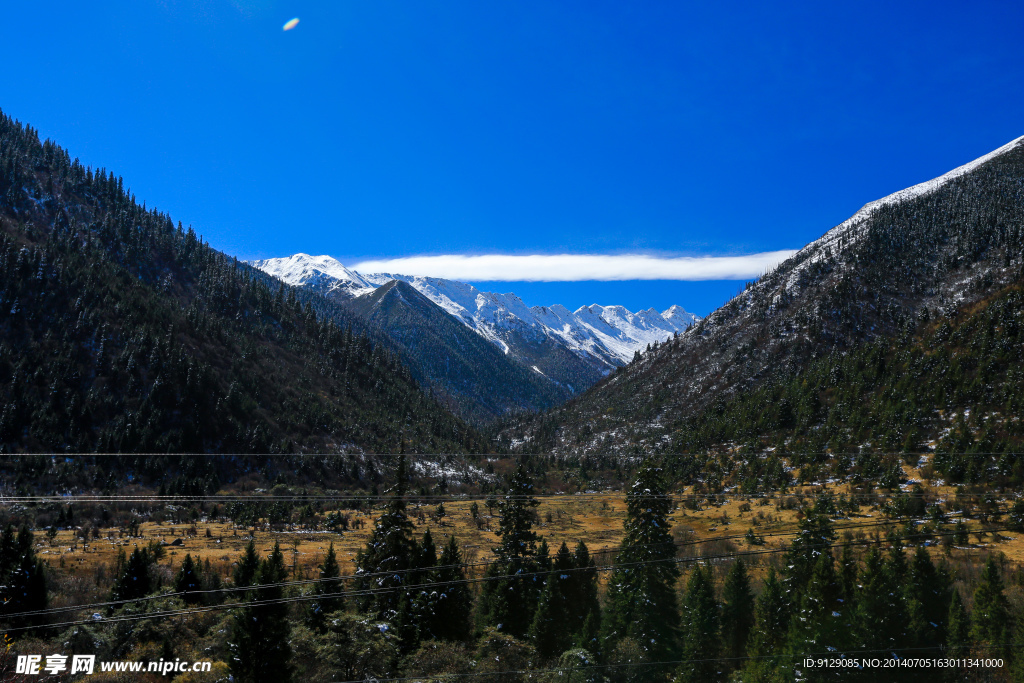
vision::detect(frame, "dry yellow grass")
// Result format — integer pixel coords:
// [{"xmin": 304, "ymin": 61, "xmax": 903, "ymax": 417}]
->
[{"xmin": 35, "ymin": 483, "xmax": 1017, "ymax": 591}]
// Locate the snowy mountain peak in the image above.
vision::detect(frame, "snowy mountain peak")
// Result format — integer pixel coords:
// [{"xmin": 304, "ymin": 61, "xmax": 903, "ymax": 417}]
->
[
  {"xmin": 249, "ymin": 254, "xmax": 699, "ymax": 368},
  {"xmin": 662, "ymin": 304, "xmax": 700, "ymax": 326},
  {"xmin": 250, "ymin": 253, "xmax": 375, "ymax": 297}
]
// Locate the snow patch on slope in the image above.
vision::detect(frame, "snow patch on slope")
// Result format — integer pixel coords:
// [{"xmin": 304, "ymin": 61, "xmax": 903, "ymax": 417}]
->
[
  {"xmin": 250, "ymin": 255, "xmax": 700, "ymax": 365},
  {"xmin": 251, "ymin": 254, "xmax": 376, "ymax": 298},
  {"xmin": 787, "ymin": 135, "xmax": 1024, "ymax": 292}
]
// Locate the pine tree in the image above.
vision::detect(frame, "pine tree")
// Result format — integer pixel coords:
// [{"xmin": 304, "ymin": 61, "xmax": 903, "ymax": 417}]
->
[
  {"xmin": 174, "ymin": 553, "xmax": 202, "ymax": 605},
  {"xmin": 838, "ymin": 542, "xmax": 858, "ymax": 603},
  {"xmin": 531, "ymin": 541, "xmax": 574, "ymax": 660},
  {"xmin": 111, "ymin": 547, "xmax": 153, "ymax": 602},
  {"xmin": 229, "ymin": 542, "xmax": 293, "ymax": 683},
  {"xmin": 972, "ymin": 557, "xmax": 1009, "ymax": 657},
  {"xmin": 676, "ymin": 564, "xmax": 720, "ymax": 683},
  {"xmin": 788, "ymin": 550, "xmax": 852, "ymax": 680},
  {"xmin": 720, "ymin": 559, "xmax": 754, "ymax": 665},
  {"xmin": 743, "ymin": 567, "xmax": 788, "ymax": 682},
  {"xmin": 1010, "ymin": 607, "xmax": 1024, "ymax": 682},
  {"xmin": 904, "ymin": 547, "xmax": 951, "ymax": 653},
  {"xmin": 477, "ymin": 462, "xmax": 542, "ymax": 639},
  {"xmin": 603, "ymin": 464, "xmax": 680, "ymax": 666},
  {"xmin": 418, "ymin": 529, "xmax": 438, "ymax": 582},
  {"xmin": 880, "ymin": 537, "xmax": 911, "ymax": 650},
  {"xmin": 0, "ymin": 525, "xmax": 47, "ymax": 628},
  {"xmin": 854, "ymin": 547, "xmax": 902, "ymax": 652},
  {"xmin": 946, "ymin": 588, "xmax": 972, "ymax": 659},
  {"xmin": 567, "ymin": 541, "xmax": 601, "ymax": 651},
  {"xmin": 419, "ymin": 534, "xmax": 473, "ymax": 643},
  {"xmin": 233, "ymin": 539, "xmax": 259, "ymax": 588},
  {"xmin": 783, "ymin": 511, "xmax": 835, "ymax": 600},
  {"xmin": 355, "ymin": 453, "xmax": 418, "ymax": 620},
  {"xmin": 309, "ymin": 542, "xmax": 344, "ymax": 628}
]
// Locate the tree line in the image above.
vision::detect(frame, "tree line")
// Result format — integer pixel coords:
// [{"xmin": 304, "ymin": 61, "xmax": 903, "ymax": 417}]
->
[{"xmin": 5, "ymin": 461, "xmax": 1024, "ymax": 681}]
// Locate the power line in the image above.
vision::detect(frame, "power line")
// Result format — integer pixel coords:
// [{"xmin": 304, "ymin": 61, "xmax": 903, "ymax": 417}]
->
[
  {"xmin": 6, "ymin": 513, "xmax": 947, "ymax": 620},
  {"xmin": 0, "ymin": 452, "xmax": 1016, "ymax": 456},
  {"xmin": 1, "ymin": 524, "xmax": 1010, "ymax": 634},
  {"xmin": 0, "ymin": 488, "xmax": 1015, "ymax": 503}
]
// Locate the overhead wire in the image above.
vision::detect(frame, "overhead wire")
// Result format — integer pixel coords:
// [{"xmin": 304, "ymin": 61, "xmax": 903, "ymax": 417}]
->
[
  {"xmin": 1, "ymin": 512, "xmax": 957, "ymax": 620},
  {"xmin": 1, "ymin": 524, "xmax": 1012, "ymax": 634}
]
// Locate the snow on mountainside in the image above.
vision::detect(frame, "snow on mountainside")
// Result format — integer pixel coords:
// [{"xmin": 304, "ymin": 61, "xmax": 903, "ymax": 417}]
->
[
  {"xmin": 787, "ymin": 134, "xmax": 1024, "ymax": 293},
  {"xmin": 250, "ymin": 254, "xmax": 376, "ymax": 299},
  {"xmin": 251, "ymin": 256, "xmax": 699, "ymax": 368},
  {"xmin": 499, "ymin": 133, "xmax": 1024, "ymax": 456},
  {"xmin": 536, "ymin": 303, "xmax": 697, "ymax": 367}
]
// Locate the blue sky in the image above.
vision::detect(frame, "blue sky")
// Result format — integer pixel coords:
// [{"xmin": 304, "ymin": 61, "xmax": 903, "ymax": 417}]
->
[{"xmin": 2, "ymin": 1, "xmax": 1022, "ymax": 315}]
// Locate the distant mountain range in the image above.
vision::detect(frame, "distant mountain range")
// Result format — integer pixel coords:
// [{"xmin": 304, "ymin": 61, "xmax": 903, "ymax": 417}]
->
[
  {"xmin": 501, "ymin": 134, "xmax": 1024, "ymax": 457},
  {"xmin": 251, "ymin": 253, "xmax": 698, "ymax": 420}
]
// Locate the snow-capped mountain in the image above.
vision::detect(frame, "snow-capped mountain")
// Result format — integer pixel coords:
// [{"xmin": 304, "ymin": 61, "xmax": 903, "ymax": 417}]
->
[
  {"xmin": 250, "ymin": 255, "xmax": 699, "ymax": 372},
  {"xmin": 499, "ymin": 134, "xmax": 1024, "ymax": 455},
  {"xmin": 249, "ymin": 254, "xmax": 376, "ymax": 299},
  {"xmin": 345, "ymin": 279, "xmax": 574, "ymax": 422}
]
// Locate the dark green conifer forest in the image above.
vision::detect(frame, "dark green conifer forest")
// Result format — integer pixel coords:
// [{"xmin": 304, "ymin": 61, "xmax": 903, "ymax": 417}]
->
[
  {"xmin": 0, "ymin": 107, "xmax": 484, "ymax": 482},
  {"xmin": 4, "ymin": 104, "xmax": 1024, "ymax": 681}
]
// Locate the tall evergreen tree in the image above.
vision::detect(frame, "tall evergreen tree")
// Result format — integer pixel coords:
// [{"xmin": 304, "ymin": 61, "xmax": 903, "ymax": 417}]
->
[
  {"xmin": 677, "ymin": 564, "xmax": 720, "ymax": 683},
  {"xmin": 972, "ymin": 557, "xmax": 1010, "ymax": 658},
  {"xmin": 783, "ymin": 511, "xmax": 835, "ymax": 600},
  {"xmin": 355, "ymin": 453, "xmax": 418, "ymax": 620},
  {"xmin": 418, "ymin": 529, "xmax": 438, "ymax": 582},
  {"xmin": 1010, "ymin": 606, "xmax": 1024, "ymax": 682},
  {"xmin": 946, "ymin": 588, "xmax": 972, "ymax": 659},
  {"xmin": 568, "ymin": 541, "xmax": 601, "ymax": 651},
  {"xmin": 111, "ymin": 547, "xmax": 153, "ymax": 602},
  {"xmin": 174, "ymin": 553, "xmax": 202, "ymax": 605},
  {"xmin": 854, "ymin": 547, "xmax": 903, "ymax": 653},
  {"xmin": 838, "ymin": 542, "xmax": 858, "ymax": 603},
  {"xmin": 788, "ymin": 550, "xmax": 852, "ymax": 680},
  {"xmin": 229, "ymin": 542, "xmax": 293, "ymax": 683},
  {"xmin": 423, "ymin": 534, "xmax": 474, "ymax": 642},
  {"xmin": 904, "ymin": 547, "xmax": 951, "ymax": 654},
  {"xmin": 477, "ymin": 462, "xmax": 542, "ymax": 639},
  {"xmin": 0, "ymin": 525, "xmax": 47, "ymax": 628},
  {"xmin": 309, "ymin": 542, "xmax": 345, "ymax": 628},
  {"xmin": 879, "ymin": 538, "xmax": 911, "ymax": 650},
  {"xmin": 233, "ymin": 539, "xmax": 259, "ymax": 588},
  {"xmin": 720, "ymin": 559, "xmax": 754, "ymax": 666},
  {"xmin": 536, "ymin": 538, "xmax": 552, "ymax": 574},
  {"xmin": 531, "ymin": 541, "xmax": 575, "ymax": 660},
  {"xmin": 603, "ymin": 464, "xmax": 680, "ymax": 666},
  {"xmin": 743, "ymin": 567, "xmax": 788, "ymax": 683}
]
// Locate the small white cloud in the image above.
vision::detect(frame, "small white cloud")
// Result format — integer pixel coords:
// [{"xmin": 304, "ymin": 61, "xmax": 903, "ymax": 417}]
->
[
  {"xmin": 351, "ymin": 251, "xmax": 797, "ymax": 282},
  {"xmin": 282, "ymin": 17, "xmax": 299, "ymax": 31}
]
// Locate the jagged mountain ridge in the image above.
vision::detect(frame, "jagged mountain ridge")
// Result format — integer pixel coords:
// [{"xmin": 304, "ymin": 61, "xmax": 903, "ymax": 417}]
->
[
  {"xmin": 345, "ymin": 279, "xmax": 572, "ymax": 422},
  {"xmin": 251, "ymin": 254, "xmax": 698, "ymax": 375},
  {"xmin": 501, "ymin": 134, "xmax": 1024, "ymax": 455}
]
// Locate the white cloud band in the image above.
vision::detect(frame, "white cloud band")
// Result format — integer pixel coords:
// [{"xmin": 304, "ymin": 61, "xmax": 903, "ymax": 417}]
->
[{"xmin": 352, "ymin": 251, "xmax": 798, "ymax": 282}]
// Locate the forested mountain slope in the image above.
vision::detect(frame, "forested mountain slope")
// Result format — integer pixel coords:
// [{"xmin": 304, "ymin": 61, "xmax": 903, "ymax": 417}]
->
[
  {"xmin": 0, "ymin": 108, "xmax": 484, "ymax": 463},
  {"xmin": 662, "ymin": 278, "xmax": 1024, "ymax": 491},
  {"xmin": 345, "ymin": 279, "xmax": 571, "ymax": 422},
  {"xmin": 504, "ymin": 135, "xmax": 1024, "ymax": 457}
]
